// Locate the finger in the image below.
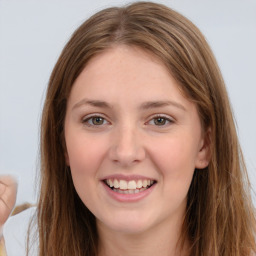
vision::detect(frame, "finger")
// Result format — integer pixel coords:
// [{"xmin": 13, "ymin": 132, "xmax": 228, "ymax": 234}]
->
[
  {"xmin": 0, "ymin": 175, "xmax": 18, "ymax": 205},
  {"xmin": 0, "ymin": 175, "xmax": 18, "ymax": 225},
  {"xmin": 0, "ymin": 175, "xmax": 18, "ymax": 188}
]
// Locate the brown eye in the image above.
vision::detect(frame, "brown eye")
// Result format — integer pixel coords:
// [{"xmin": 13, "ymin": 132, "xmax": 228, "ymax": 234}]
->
[
  {"xmin": 82, "ymin": 116, "xmax": 108, "ymax": 126},
  {"xmin": 153, "ymin": 117, "xmax": 167, "ymax": 126},
  {"xmin": 147, "ymin": 115, "xmax": 173, "ymax": 127},
  {"xmin": 92, "ymin": 117, "xmax": 104, "ymax": 125}
]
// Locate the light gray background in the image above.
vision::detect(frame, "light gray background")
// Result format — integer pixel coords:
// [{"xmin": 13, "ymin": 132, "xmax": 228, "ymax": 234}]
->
[{"xmin": 0, "ymin": 0, "xmax": 256, "ymax": 205}]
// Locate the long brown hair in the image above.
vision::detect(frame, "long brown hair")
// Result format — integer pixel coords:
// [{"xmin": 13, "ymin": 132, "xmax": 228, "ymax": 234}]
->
[{"xmin": 37, "ymin": 2, "xmax": 256, "ymax": 255}]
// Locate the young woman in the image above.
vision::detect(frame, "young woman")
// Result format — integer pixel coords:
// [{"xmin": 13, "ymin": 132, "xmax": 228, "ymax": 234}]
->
[{"xmin": 1, "ymin": 2, "xmax": 256, "ymax": 255}]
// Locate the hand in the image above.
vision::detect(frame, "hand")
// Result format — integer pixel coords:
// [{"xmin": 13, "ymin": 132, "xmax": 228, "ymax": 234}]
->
[{"xmin": 0, "ymin": 176, "xmax": 17, "ymax": 234}]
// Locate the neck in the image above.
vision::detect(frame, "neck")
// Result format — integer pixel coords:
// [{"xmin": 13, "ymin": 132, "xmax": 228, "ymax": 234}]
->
[{"xmin": 97, "ymin": 215, "xmax": 190, "ymax": 256}]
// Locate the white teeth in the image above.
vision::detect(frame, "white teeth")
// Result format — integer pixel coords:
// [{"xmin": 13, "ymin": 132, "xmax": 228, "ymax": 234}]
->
[
  {"xmin": 106, "ymin": 179, "xmax": 155, "ymax": 190},
  {"xmin": 127, "ymin": 180, "xmax": 137, "ymax": 189},
  {"xmin": 114, "ymin": 179, "xmax": 119, "ymax": 188},
  {"xmin": 137, "ymin": 180, "xmax": 142, "ymax": 188},
  {"xmin": 113, "ymin": 187, "xmax": 148, "ymax": 194},
  {"xmin": 120, "ymin": 180, "xmax": 128, "ymax": 190},
  {"xmin": 142, "ymin": 180, "xmax": 148, "ymax": 188}
]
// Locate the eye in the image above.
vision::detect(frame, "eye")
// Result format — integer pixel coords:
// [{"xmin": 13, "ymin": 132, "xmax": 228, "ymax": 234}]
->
[
  {"xmin": 147, "ymin": 115, "xmax": 173, "ymax": 126},
  {"xmin": 82, "ymin": 115, "xmax": 109, "ymax": 126},
  {"xmin": 153, "ymin": 117, "xmax": 168, "ymax": 126}
]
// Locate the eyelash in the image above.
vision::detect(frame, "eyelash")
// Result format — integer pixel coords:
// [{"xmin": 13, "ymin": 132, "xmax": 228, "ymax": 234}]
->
[
  {"xmin": 81, "ymin": 114, "xmax": 174, "ymax": 127},
  {"xmin": 147, "ymin": 114, "xmax": 174, "ymax": 127},
  {"xmin": 82, "ymin": 114, "xmax": 110, "ymax": 127}
]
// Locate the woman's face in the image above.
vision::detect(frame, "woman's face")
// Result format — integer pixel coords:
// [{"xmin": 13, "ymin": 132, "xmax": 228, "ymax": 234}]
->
[{"xmin": 64, "ymin": 46, "xmax": 209, "ymax": 235}]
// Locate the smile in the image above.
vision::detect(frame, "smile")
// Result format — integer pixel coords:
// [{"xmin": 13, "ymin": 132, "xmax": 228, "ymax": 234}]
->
[{"xmin": 104, "ymin": 179, "xmax": 156, "ymax": 194}]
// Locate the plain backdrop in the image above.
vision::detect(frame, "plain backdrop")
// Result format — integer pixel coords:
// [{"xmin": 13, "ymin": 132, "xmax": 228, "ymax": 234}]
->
[{"xmin": 0, "ymin": 0, "xmax": 256, "ymax": 205}]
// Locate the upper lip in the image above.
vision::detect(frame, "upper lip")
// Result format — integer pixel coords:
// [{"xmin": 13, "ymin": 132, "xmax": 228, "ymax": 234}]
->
[{"xmin": 101, "ymin": 174, "xmax": 157, "ymax": 182}]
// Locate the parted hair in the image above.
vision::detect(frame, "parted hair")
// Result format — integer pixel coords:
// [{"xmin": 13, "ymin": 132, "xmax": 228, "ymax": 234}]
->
[{"xmin": 36, "ymin": 2, "xmax": 256, "ymax": 255}]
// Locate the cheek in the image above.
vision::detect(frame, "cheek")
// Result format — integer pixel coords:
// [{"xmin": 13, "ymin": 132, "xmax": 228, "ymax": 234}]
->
[
  {"xmin": 149, "ymin": 135, "xmax": 198, "ymax": 190},
  {"xmin": 65, "ymin": 135, "xmax": 108, "ymax": 208},
  {"xmin": 66, "ymin": 134, "xmax": 107, "ymax": 179}
]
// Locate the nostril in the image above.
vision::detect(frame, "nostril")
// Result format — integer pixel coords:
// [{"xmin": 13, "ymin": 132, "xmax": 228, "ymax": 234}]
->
[{"xmin": 108, "ymin": 137, "xmax": 146, "ymax": 166}]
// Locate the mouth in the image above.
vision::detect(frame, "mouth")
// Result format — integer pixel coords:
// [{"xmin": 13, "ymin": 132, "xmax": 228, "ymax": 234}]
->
[{"xmin": 103, "ymin": 178, "xmax": 157, "ymax": 194}]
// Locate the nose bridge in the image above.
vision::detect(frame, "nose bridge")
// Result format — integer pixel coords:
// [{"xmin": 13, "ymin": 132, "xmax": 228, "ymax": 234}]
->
[{"xmin": 109, "ymin": 122, "xmax": 145, "ymax": 166}]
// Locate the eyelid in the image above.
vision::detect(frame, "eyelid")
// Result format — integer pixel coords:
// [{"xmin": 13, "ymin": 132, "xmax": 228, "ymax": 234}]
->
[
  {"xmin": 146, "ymin": 114, "xmax": 174, "ymax": 126},
  {"xmin": 82, "ymin": 113, "xmax": 110, "ymax": 126}
]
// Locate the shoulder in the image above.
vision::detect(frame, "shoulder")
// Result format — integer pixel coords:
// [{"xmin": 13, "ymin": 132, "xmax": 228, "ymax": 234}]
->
[{"xmin": 3, "ymin": 207, "xmax": 38, "ymax": 256}]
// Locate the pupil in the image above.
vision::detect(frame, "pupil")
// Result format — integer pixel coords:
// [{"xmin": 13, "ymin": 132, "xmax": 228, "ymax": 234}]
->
[
  {"xmin": 93, "ymin": 117, "xmax": 103, "ymax": 125},
  {"xmin": 154, "ymin": 117, "xmax": 166, "ymax": 125}
]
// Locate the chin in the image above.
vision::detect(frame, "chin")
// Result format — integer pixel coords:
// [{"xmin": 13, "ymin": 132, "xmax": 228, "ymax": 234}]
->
[{"xmin": 98, "ymin": 211, "xmax": 156, "ymax": 235}]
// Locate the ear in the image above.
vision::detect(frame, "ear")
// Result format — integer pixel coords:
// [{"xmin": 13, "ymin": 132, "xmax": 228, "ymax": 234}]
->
[{"xmin": 195, "ymin": 128, "xmax": 212, "ymax": 169}]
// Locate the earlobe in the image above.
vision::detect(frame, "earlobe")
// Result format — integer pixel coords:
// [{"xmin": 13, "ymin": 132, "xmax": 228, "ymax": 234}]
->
[{"xmin": 195, "ymin": 128, "xmax": 212, "ymax": 169}]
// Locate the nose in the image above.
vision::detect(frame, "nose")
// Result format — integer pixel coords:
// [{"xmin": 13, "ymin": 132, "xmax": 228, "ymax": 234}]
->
[{"xmin": 108, "ymin": 124, "xmax": 146, "ymax": 167}]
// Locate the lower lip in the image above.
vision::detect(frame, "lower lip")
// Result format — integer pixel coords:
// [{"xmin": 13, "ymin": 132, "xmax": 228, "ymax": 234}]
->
[{"xmin": 102, "ymin": 182, "xmax": 156, "ymax": 202}]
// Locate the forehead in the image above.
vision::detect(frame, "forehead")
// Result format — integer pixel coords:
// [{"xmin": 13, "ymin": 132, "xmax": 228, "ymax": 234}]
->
[{"xmin": 70, "ymin": 46, "xmax": 185, "ymax": 100}]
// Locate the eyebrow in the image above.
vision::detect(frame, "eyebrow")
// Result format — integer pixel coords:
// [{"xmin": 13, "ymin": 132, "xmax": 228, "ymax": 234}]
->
[
  {"xmin": 139, "ymin": 100, "xmax": 186, "ymax": 111},
  {"xmin": 72, "ymin": 98, "xmax": 186, "ymax": 111},
  {"xmin": 72, "ymin": 99, "xmax": 113, "ymax": 110}
]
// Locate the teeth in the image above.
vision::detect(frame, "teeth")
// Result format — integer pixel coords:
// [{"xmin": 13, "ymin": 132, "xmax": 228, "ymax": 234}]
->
[
  {"xmin": 142, "ymin": 180, "xmax": 148, "ymax": 188},
  {"xmin": 137, "ymin": 180, "xmax": 142, "ymax": 188},
  {"xmin": 113, "ymin": 187, "xmax": 147, "ymax": 194},
  {"xmin": 105, "ymin": 179, "xmax": 155, "ymax": 190},
  {"xmin": 128, "ymin": 180, "xmax": 136, "ymax": 189},
  {"xmin": 114, "ymin": 179, "xmax": 119, "ymax": 188},
  {"xmin": 120, "ymin": 180, "xmax": 128, "ymax": 189}
]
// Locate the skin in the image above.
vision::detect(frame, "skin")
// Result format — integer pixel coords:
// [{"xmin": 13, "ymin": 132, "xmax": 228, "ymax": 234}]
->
[
  {"xmin": 64, "ymin": 45, "xmax": 210, "ymax": 256},
  {"xmin": 0, "ymin": 176, "xmax": 17, "ymax": 231},
  {"xmin": 0, "ymin": 175, "xmax": 17, "ymax": 255}
]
